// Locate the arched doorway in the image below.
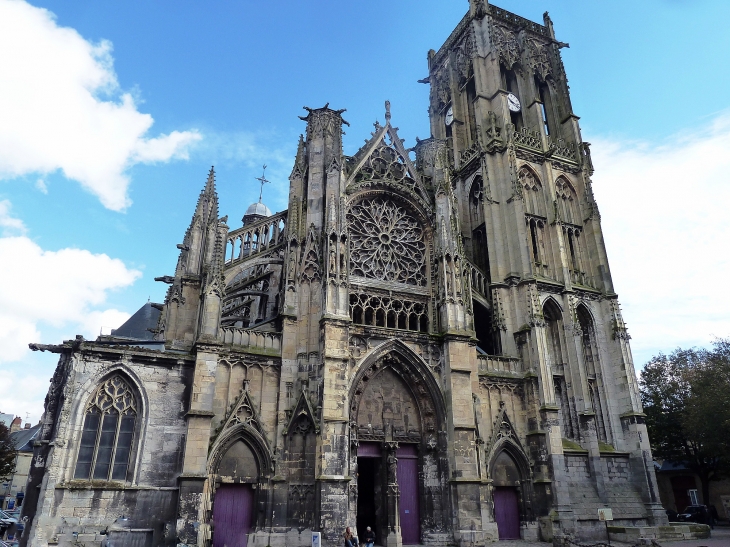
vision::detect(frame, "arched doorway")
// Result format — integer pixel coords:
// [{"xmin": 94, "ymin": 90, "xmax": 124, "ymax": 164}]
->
[
  {"xmin": 212, "ymin": 440, "xmax": 258, "ymax": 547},
  {"xmin": 209, "ymin": 425, "xmax": 272, "ymax": 547},
  {"xmin": 489, "ymin": 444, "xmax": 530, "ymax": 541},
  {"xmin": 350, "ymin": 345, "xmax": 447, "ymax": 546}
]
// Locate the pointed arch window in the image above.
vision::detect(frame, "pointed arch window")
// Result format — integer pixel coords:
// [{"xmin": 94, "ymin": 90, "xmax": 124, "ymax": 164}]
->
[
  {"xmin": 74, "ymin": 375, "xmax": 138, "ymax": 481},
  {"xmin": 543, "ymin": 299, "xmax": 565, "ymax": 368},
  {"xmin": 576, "ymin": 305, "xmax": 609, "ymax": 443},
  {"xmin": 520, "ymin": 168, "xmax": 546, "ymax": 217},
  {"xmin": 555, "ymin": 177, "xmax": 581, "ymax": 225},
  {"xmin": 521, "ymin": 168, "xmax": 550, "ymax": 277},
  {"xmin": 469, "ymin": 176, "xmax": 485, "ymax": 227}
]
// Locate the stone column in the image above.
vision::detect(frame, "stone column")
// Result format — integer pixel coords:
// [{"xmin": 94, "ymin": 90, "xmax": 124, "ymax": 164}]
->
[{"xmin": 385, "ymin": 442, "xmax": 402, "ymax": 547}]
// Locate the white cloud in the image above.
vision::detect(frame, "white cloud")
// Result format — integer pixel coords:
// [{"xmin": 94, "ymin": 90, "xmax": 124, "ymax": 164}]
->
[
  {"xmin": 35, "ymin": 178, "xmax": 48, "ymax": 194},
  {"xmin": 590, "ymin": 113, "xmax": 730, "ymax": 365},
  {"xmin": 0, "ymin": 0, "xmax": 201, "ymax": 211},
  {"xmin": 0, "ymin": 199, "xmax": 27, "ymax": 236},
  {"xmin": 81, "ymin": 308, "xmax": 132, "ymax": 338},
  {"xmin": 0, "ymin": 232, "xmax": 141, "ymax": 363},
  {"xmin": 0, "ymin": 366, "xmax": 50, "ymax": 425}
]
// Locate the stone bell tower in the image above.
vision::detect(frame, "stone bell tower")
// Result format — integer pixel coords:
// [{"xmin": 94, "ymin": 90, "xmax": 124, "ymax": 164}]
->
[{"xmin": 424, "ymin": 0, "xmax": 667, "ymax": 539}]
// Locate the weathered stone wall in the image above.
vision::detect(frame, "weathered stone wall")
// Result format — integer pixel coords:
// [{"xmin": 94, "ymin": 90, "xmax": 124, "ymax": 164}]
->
[{"xmin": 23, "ymin": 347, "xmax": 193, "ymax": 547}]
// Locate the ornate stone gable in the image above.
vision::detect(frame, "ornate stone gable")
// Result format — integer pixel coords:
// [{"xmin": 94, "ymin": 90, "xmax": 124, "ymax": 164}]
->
[
  {"xmin": 284, "ymin": 389, "xmax": 319, "ymax": 435},
  {"xmin": 210, "ymin": 386, "xmax": 266, "ymax": 448},
  {"xmin": 345, "ymin": 111, "xmax": 432, "ymax": 213},
  {"xmin": 484, "ymin": 401, "xmax": 525, "ymax": 458}
]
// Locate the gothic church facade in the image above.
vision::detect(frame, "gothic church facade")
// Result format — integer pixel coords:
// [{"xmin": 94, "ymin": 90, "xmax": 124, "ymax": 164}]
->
[{"xmin": 23, "ymin": 2, "xmax": 666, "ymax": 546}]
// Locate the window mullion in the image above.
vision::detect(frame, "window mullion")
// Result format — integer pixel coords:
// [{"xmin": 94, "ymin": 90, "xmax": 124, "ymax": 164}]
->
[
  {"xmin": 89, "ymin": 407, "xmax": 103, "ymax": 479},
  {"xmin": 110, "ymin": 410, "xmax": 123, "ymax": 480}
]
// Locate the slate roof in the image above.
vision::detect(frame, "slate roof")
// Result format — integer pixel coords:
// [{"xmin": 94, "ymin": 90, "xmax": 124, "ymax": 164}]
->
[
  {"xmin": 110, "ymin": 302, "xmax": 162, "ymax": 341},
  {"xmin": 10, "ymin": 424, "xmax": 40, "ymax": 452}
]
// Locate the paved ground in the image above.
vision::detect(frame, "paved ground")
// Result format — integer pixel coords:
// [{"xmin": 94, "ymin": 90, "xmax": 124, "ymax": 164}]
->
[{"xmin": 479, "ymin": 526, "xmax": 730, "ymax": 546}]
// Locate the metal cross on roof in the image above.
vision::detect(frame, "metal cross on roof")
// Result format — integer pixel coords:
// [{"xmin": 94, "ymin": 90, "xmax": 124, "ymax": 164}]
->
[{"xmin": 255, "ymin": 165, "xmax": 270, "ymax": 203}]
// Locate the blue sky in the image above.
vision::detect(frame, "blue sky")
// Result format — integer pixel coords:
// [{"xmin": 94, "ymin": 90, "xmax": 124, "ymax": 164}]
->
[{"xmin": 1, "ymin": 0, "xmax": 730, "ymax": 423}]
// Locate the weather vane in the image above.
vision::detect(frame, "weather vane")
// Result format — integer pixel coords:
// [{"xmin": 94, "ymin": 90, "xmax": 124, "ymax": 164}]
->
[{"xmin": 255, "ymin": 165, "xmax": 270, "ymax": 203}]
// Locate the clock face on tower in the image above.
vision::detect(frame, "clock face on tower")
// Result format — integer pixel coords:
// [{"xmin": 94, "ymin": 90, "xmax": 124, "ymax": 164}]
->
[
  {"xmin": 445, "ymin": 105, "xmax": 454, "ymax": 126},
  {"xmin": 507, "ymin": 93, "xmax": 521, "ymax": 113}
]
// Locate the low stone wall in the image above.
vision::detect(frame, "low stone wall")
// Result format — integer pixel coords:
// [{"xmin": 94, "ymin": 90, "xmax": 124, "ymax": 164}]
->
[{"xmin": 607, "ymin": 523, "xmax": 711, "ymax": 542}]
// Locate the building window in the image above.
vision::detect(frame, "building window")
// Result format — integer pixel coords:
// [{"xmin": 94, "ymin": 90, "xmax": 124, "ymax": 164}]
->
[
  {"xmin": 501, "ymin": 64, "xmax": 523, "ymax": 129},
  {"xmin": 536, "ymin": 78, "xmax": 555, "ymax": 136},
  {"xmin": 74, "ymin": 375, "xmax": 138, "ymax": 481},
  {"xmin": 543, "ymin": 299, "xmax": 565, "ymax": 368}
]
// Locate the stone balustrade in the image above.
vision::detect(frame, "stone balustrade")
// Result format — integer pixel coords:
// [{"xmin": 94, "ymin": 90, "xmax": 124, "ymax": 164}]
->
[
  {"xmin": 477, "ymin": 354, "xmax": 522, "ymax": 375},
  {"xmin": 226, "ymin": 210, "xmax": 287, "ymax": 266},
  {"xmin": 219, "ymin": 327, "xmax": 282, "ymax": 355},
  {"xmin": 464, "ymin": 258, "xmax": 488, "ymax": 299}
]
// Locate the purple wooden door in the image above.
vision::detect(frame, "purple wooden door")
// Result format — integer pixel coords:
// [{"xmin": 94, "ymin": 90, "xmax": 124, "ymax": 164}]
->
[
  {"xmin": 493, "ymin": 487, "xmax": 520, "ymax": 540},
  {"xmin": 397, "ymin": 446, "xmax": 420, "ymax": 545},
  {"xmin": 213, "ymin": 484, "xmax": 254, "ymax": 547}
]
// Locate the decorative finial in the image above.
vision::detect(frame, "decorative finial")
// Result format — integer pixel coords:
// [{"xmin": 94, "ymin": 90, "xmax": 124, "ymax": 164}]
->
[
  {"xmin": 385, "ymin": 100, "xmax": 391, "ymax": 123},
  {"xmin": 255, "ymin": 165, "xmax": 270, "ymax": 203}
]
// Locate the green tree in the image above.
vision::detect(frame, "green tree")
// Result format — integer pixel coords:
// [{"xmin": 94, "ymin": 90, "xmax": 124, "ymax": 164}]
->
[
  {"xmin": 0, "ymin": 422, "xmax": 17, "ymax": 482},
  {"xmin": 640, "ymin": 339, "xmax": 730, "ymax": 508}
]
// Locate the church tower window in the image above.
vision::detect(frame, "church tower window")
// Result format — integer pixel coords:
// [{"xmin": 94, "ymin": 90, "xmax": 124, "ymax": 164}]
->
[
  {"xmin": 501, "ymin": 64, "xmax": 523, "ymax": 130},
  {"xmin": 74, "ymin": 375, "xmax": 139, "ymax": 481},
  {"xmin": 520, "ymin": 167, "xmax": 549, "ymax": 276},
  {"xmin": 577, "ymin": 305, "xmax": 609, "ymax": 443},
  {"xmin": 535, "ymin": 78, "xmax": 556, "ymax": 136},
  {"xmin": 543, "ymin": 299, "xmax": 565, "ymax": 369}
]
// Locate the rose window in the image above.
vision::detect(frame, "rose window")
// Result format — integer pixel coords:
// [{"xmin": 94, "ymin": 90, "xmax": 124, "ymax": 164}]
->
[{"xmin": 347, "ymin": 198, "xmax": 426, "ymax": 286}]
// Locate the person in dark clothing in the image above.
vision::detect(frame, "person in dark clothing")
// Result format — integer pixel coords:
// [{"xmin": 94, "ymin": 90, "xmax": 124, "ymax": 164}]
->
[{"xmin": 363, "ymin": 526, "xmax": 375, "ymax": 547}]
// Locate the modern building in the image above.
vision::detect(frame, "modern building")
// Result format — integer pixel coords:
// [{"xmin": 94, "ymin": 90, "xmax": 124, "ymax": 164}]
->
[{"xmin": 22, "ymin": 2, "xmax": 666, "ymax": 546}]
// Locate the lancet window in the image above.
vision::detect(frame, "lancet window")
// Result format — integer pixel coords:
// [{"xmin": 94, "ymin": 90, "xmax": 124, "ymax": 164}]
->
[
  {"xmin": 521, "ymin": 168, "xmax": 551, "ymax": 276},
  {"xmin": 543, "ymin": 300, "xmax": 565, "ymax": 369},
  {"xmin": 501, "ymin": 64, "xmax": 523, "ymax": 129},
  {"xmin": 576, "ymin": 305, "xmax": 597, "ymax": 377},
  {"xmin": 469, "ymin": 176, "xmax": 485, "ymax": 227},
  {"xmin": 554, "ymin": 376, "xmax": 577, "ymax": 440},
  {"xmin": 521, "ymin": 168, "xmax": 546, "ymax": 217},
  {"xmin": 577, "ymin": 305, "xmax": 609, "ymax": 443},
  {"xmin": 469, "ymin": 177, "xmax": 490, "ymax": 275},
  {"xmin": 535, "ymin": 77, "xmax": 557, "ymax": 137},
  {"xmin": 555, "ymin": 177, "xmax": 581, "ymax": 225},
  {"xmin": 74, "ymin": 375, "xmax": 138, "ymax": 481},
  {"xmin": 348, "ymin": 198, "xmax": 427, "ymax": 287}
]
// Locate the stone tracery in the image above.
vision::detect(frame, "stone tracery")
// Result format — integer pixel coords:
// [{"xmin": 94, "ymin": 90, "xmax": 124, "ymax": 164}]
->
[
  {"xmin": 348, "ymin": 198, "xmax": 427, "ymax": 286},
  {"xmin": 86, "ymin": 375, "xmax": 137, "ymax": 415}
]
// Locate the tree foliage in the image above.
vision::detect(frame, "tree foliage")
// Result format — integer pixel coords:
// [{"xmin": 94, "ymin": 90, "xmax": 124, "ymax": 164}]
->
[
  {"xmin": 0, "ymin": 422, "xmax": 17, "ymax": 481},
  {"xmin": 640, "ymin": 338, "xmax": 730, "ymax": 506}
]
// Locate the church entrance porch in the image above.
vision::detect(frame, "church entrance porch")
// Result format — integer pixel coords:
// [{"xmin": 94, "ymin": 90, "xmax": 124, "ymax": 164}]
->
[
  {"xmin": 357, "ymin": 443, "xmax": 383, "ymax": 544},
  {"xmin": 212, "ymin": 484, "xmax": 254, "ymax": 547},
  {"xmin": 356, "ymin": 443, "xmax": 422, "ymax": 546}
]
